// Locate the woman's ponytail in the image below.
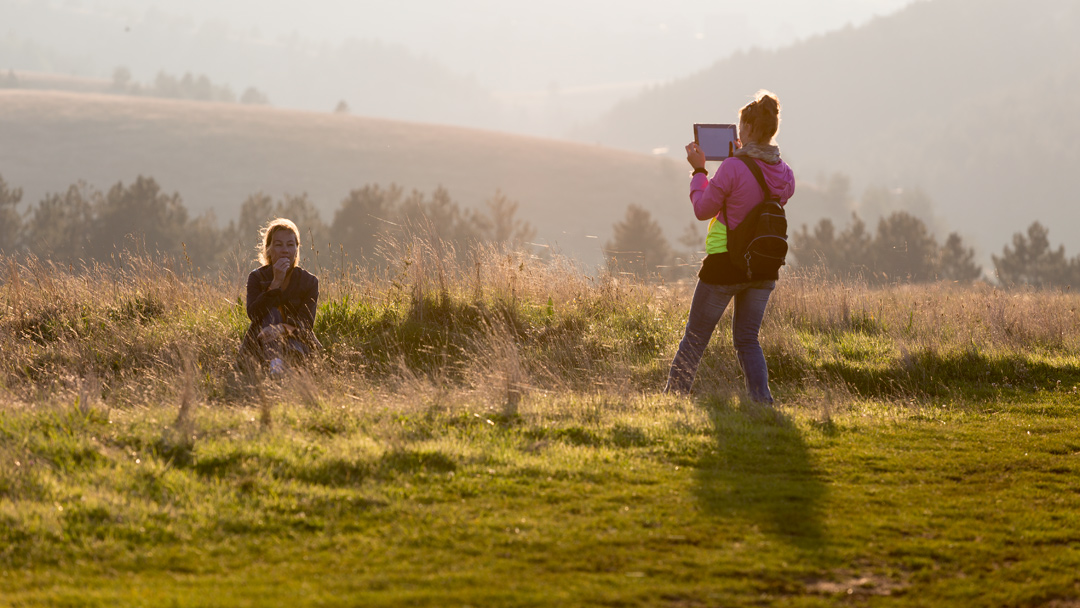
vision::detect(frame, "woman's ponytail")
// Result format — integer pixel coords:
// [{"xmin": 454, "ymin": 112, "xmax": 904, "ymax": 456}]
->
[{"xmin": 739, "ymin": 90, "xmax": 781, "ymax": 144}]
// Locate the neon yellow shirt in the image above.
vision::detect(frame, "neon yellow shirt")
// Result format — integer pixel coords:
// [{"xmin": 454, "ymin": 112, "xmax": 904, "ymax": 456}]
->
[{"xmin": 705, "ymin": 218, "xmax": 728, "ymax": 254}]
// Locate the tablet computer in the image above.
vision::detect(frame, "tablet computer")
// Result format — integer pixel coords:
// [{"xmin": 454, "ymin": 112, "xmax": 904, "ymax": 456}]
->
[{"xmin": 694, "ymin": 123, "xmax": 737, "ymax": 161}]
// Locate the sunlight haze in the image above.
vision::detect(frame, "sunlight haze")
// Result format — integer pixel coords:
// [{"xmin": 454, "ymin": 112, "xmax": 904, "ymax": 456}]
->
[
  {"xmin": 3, "ymin": 0, "xmax": 916, "ymax": 133},
  {"xmin": 4, "ymin": 0, "xmax": 1079, "ymax": 271}
]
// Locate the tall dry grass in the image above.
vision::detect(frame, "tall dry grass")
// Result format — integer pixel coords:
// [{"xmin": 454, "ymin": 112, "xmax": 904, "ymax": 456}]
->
[
  {"xmin": 764, "ymin": 269, "xmax": 1080, "ymax": 399},
  {"xmin": 1, "ymin": 237, "xmax": 1078, "ymax": 414}
]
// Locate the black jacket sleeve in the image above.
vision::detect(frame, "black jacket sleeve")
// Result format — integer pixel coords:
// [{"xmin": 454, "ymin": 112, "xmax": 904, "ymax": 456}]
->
[{"xmin": 246, "ymin": 267, "xmax": 282, "ymax": 323}]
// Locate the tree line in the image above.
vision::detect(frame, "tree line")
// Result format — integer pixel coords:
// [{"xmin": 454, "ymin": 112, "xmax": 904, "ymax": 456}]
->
[
  {"xmin": 0, "ymin": 67, "xmax": 271, "ymax": 106},
  {"xmin": 604, "ymin": 204, "xmax": 1080, "ymax": 288},
  {"xmin": 2, "ymin": 171, "xmax": 1077, "ymax": 287},
  {"xmin": 110, "ymin": 67, "xmax": 271, "ymax": 106},
  {"xmin": 0, "ymin": 174, "xmax": 535, "ymax": 272}
]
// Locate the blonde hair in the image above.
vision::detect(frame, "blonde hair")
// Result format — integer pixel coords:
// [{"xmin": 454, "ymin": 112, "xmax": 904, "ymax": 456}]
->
[
  {"xmin": 258, "ymin": 218, "xmax": 301, "ymax": 266},
  {"xmin": 739, "ymin": 90, "xmax": 781, "ymax": 145}
]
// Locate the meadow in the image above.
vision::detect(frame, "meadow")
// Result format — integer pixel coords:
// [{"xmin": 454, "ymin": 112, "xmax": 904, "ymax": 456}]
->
[
  {"xmin": 0, "ymin": 89, "xmax": 686, "ymax": 266},
  {"xmin": 1, "ymin": 239, "xmax": 1079, "ymax": 607}
]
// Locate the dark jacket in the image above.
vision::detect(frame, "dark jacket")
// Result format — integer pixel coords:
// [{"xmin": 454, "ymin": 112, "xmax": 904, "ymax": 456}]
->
[{"xmin": 239, "ymin": 265, "xmax": 321, "ymax": 361}]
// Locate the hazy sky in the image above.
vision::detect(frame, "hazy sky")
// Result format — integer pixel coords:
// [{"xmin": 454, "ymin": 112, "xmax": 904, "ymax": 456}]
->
[
  {"xmin": 8, "ymin": 0, "xmax": 916, "ymax": 95},
  {"xmin": 3, "ymin": 0, "xmax": 919, "ymax": 137},
  {"xmin": 151, "ymin": 0, "xmax": 917, "ymax": 91},
  {"xmin": 8, "ymin": 0, "xmax": 1077, "ymax": 264}
]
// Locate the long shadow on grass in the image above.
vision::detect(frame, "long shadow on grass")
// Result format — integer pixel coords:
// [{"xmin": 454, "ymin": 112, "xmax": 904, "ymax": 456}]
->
[{"xmin": 694, "ymin": 396, "xmax": 827, "ymax": 551}]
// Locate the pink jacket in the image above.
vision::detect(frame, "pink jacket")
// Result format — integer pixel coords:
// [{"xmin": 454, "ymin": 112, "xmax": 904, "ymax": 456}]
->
[{"xmin": 690, "ymin": 156, "xmax": 796, "ymax": 229}]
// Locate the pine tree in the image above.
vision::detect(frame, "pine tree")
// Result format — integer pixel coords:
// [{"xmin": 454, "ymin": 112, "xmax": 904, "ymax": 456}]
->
[
  {"xmin": 471, "ymin": 190, "xmax": 536, "ymax": 247},
  {"xmin": 872, "ymin": 211, "xmax": 939, "ymax": 283},
  {"xmin": 605, "ymin": 204, "xmax": 674, "ymax": 280},
  {"xmin": 23, "ymin": 183, "xmax": 97, "ymax": 264},
  {"xmin": 330, "ymin": 184, "xmax": 403, "ymax": 262},
  {"xmin": 790, "ymin": 213, "xmax": 873, "ymax": 278},
  {"xmin": 236, "ymin": 192, "xmax": 276, "ymax": 251},
  {"xmin": 993, "ymin": 222, "xmax": 1078, "ymax": 286},
  {"xmin": 90, "ymin": 176, "xmax": 189, "ymax": 260},
  {"xmin": 939, "ymin": 232, "xmax": 982, "ymax": 282},
  {"xmin": 276, "ymin": 193, "xmax": 328, "ymax": 259},
  {"xmin": 0, "ymin": 174, "xmax": 24, "ymax": 254}
]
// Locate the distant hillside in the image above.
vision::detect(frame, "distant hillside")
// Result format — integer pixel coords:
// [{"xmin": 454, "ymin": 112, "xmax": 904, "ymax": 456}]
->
[
  {"xmin": 0, "ymin": 90, "xmax": 686, "ymax": 266},
  {"xmin": 578, "ymin": 0, "xmax": 1080, "ymax": 259},
  {"xmin": 0, "ymin": 2, "xmax": 504, "ymax": 129},
  {"xmin": 0, "ymin": 70, "xmax": 110, "ymax": 94}
]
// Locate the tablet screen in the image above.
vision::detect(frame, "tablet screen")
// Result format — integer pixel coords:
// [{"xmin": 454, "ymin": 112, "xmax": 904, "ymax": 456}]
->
[{"xmin": 694, "ymin": 124, "xmax": 737, "ymax": 161}]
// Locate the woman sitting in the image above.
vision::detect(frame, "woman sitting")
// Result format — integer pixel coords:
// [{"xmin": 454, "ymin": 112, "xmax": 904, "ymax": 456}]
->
[{"xmin": 239, "ymin": 218, "xmax": 321, "ymax": 375}]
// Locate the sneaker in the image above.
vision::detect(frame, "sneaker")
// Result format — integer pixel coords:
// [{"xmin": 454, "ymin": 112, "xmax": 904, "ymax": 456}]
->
[{"xmin": 269, "ymin": 358, "xmax": 286, "ymax": 376}]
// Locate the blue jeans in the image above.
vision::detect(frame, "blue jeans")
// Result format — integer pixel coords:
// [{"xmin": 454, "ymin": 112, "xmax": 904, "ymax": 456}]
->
[{"xmin": 665, "ymin": 280, "xmax": 776, "ymax": 403}]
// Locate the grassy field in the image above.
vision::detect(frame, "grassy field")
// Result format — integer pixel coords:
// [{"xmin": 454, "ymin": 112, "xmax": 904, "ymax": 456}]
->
[
  {"xmin": 1, "ymin": 245, "xmax": 1079, "ymax": 606},
  {"xmin": 0, "ymin": 89, "xmax": 686, "ymax": 265}
]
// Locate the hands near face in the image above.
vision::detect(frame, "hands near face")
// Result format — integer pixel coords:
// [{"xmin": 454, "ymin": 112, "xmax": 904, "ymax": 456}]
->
[{"xmin": 270, "ymin": 256, "xmax": 292, "ymax": 290}]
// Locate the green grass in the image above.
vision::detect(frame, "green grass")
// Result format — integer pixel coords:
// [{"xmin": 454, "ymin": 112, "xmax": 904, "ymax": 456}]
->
[
  {"xmin": 2, "ymin": 252, "xmax": 1080, "ymax": 605},
  {"xmin": 2, "ymin": 390, "xmax": 1080, "ymax": 607}
]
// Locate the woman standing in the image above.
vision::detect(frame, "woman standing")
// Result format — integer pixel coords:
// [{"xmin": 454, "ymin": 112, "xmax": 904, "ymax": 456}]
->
[
  {"xmin": 239, "ymin": 218, "xmax": 321, "ymax": 375},
  {"xmin": 665, "ymin": 91, "xmax": 795, "ymax": 403}
]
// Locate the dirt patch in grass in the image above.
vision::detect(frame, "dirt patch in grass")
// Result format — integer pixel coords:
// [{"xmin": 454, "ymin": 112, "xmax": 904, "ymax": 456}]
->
[{"xmin": 805, "ymin": 572, "xmax": 909, "ymax": 598}]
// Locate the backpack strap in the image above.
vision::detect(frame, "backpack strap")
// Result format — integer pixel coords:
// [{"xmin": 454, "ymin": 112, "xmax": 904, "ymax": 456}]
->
[
  {"xmin": 735, "ymin": 155, "xmax": 776, "ymax": 202},
  {"xmin": 722, "ymin": 155, "xmax": 777, "ymax": 231}
]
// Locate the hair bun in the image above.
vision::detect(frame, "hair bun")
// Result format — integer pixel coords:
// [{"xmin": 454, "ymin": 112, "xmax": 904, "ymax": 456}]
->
[
  {"xmin": 739, "ymin": 90, "xmax": 781, "ymax": 143},
  {"xmin": 756, "ymin": 90, "xmax": 780, "ymax": 116}
]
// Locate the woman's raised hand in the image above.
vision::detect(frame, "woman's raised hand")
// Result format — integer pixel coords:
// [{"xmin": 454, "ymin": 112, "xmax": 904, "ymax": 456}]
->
[
  {"xmin": 270, "ymin": 256, "xmax": 291, "ymax": 289},
  {"xmin": 685, "ymin": 142, "xmax": 706, "ymax": 170}
]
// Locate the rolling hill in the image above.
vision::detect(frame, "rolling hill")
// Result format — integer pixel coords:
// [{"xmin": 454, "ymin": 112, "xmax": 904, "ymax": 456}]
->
[
  {"xmin": 0, "ymin": 90, "xmax": 687, "ymax": 266},
  {"xmin": 578, "ymin": 0, "xmax": 1080, "ymax": 260},
  {"xmin": 1, "ymin": 70, "xmax": 110, "ymax": 94}
]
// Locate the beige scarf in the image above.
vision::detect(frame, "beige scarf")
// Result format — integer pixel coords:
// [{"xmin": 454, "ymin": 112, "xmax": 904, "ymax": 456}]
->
[{"xmin": 735, "ymin": 143, "xmax": 781, "ymax": 164}]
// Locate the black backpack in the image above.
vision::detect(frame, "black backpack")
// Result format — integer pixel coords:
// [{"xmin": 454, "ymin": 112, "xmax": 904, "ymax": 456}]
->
[{"xmin": 723, "ymin": 156, "xmax": 789, "ymax": 280}]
